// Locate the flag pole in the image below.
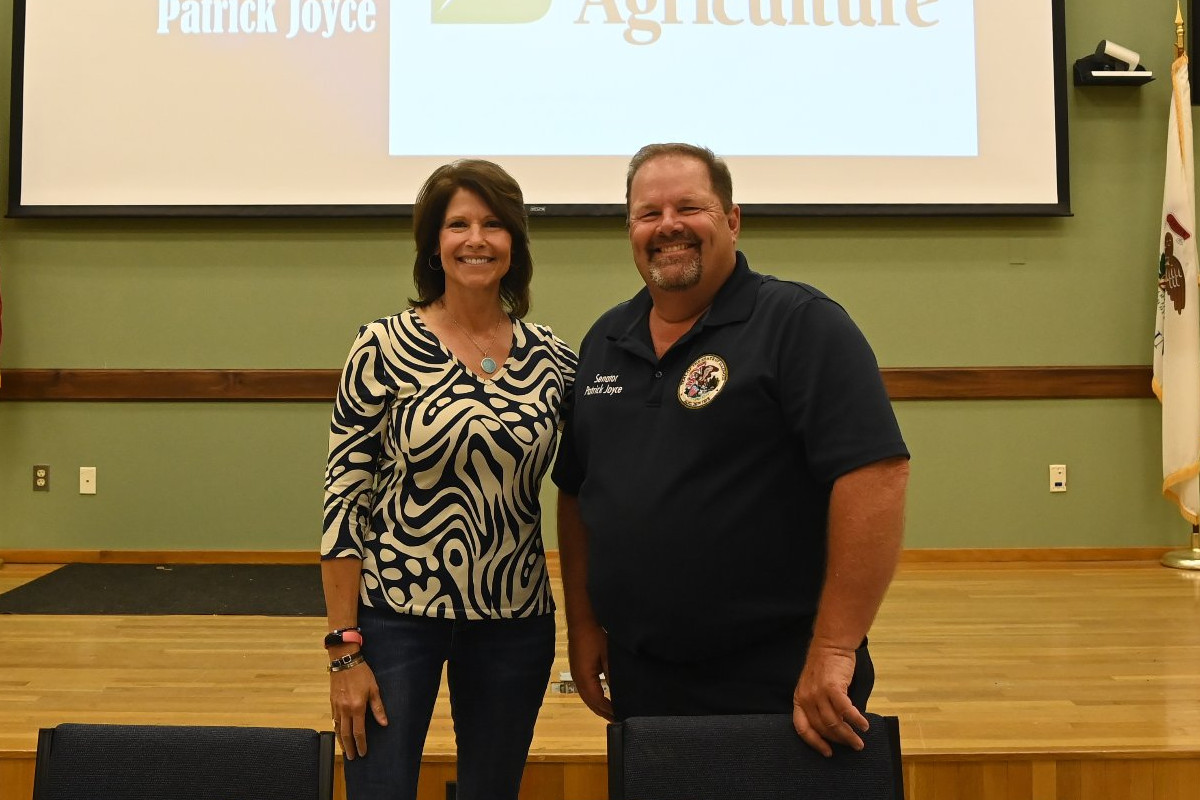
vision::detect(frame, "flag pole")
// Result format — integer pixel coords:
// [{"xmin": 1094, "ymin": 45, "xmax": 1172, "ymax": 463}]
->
[
  {"xmin": 1162, "ymin": 526, "xmax": 1200, "ymax": 569},
  {"xmin": 1162, "ymin": 2, "xmax": 1200, "ymax": 571},
  {"xmin": 1178, "ymin": 0, "xmax": 1186, "ymax": 60}
]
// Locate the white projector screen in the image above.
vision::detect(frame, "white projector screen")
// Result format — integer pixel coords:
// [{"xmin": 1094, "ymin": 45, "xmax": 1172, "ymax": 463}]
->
[{"xmin": 7, "ymin": 0, "xmax": 1069, "ymax": 217}]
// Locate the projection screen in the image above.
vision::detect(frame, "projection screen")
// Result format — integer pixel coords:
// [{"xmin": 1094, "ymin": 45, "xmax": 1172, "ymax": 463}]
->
[{"xmin": 6, "ymin": 0, "xmax": 1069, "ymax": 217}]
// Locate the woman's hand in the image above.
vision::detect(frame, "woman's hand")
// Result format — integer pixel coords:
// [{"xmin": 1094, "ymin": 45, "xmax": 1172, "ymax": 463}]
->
[{"xmin": 330, "ymin": 660, "xmax": 388, "ymax": 759}]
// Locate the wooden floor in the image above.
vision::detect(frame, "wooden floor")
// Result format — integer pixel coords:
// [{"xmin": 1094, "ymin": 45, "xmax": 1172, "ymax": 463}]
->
[{"xmin": 2, "ymin": 560, "xmax": 1200, "ymax": 799}]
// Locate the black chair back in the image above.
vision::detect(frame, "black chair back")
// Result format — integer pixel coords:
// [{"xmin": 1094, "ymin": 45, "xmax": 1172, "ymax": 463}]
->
[
  {"xmin": 608, "ymin": 712, "xmax": 903, "ymax": 800},
  {"xmin": 32, "ymin": 723, "xmax": 335, "ymax": 800}
]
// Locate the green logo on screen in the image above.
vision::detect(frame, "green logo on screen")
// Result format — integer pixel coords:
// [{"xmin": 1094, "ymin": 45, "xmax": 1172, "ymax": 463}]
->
[{"xmin": 432, "ymin": 0, "xmax": 552, "ymax": 24}]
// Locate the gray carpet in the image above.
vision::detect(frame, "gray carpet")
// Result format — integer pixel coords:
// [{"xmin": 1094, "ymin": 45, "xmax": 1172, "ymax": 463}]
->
[{"xmin": 0, "ymin": 563, "xmax": 325, "ymax": 616}]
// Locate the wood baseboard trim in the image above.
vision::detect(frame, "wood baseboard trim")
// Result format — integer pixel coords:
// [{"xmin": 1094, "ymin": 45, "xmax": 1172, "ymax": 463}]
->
[
  {"xmin": 0, "ymin": 366, "xmax": 1155, "ymax": 401},
  {"xmin": 900, "ymin": 547, "xmax": 1174, "ymax": 563},
  {"xmin": 0, "ymin": 548, "xmax": 1172, "ymax": 566}
]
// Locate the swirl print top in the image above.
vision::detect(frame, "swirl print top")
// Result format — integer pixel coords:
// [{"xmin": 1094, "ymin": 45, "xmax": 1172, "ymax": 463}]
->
[{"xmin": 322, "ymin": 308, "xmax": 577, "ymax": 619}]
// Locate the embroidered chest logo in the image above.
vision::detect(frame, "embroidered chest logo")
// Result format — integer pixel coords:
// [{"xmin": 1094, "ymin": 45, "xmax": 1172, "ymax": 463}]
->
[{"xmin": 678, "ymin": 355, "xmax": 728, "ymax": 409}]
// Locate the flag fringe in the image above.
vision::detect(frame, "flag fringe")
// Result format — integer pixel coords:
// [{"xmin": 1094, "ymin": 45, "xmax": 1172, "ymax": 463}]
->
[
  {"xmin": 1164, "ymin": 458, "xmax": 1200, "ymax": 489},
  {"xmin": 1161, "ymin": 487, "xmax": 1200, "ymax": 525}
]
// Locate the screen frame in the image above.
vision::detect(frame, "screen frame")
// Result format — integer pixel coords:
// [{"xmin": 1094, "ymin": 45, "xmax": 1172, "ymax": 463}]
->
[{"xmin": 5, "ymin": 0, "xmax": 1071, "ymax": 220}]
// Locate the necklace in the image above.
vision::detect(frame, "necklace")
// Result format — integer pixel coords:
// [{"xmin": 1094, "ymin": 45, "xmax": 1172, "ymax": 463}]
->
[{"xmin": 446, "ymin": 309, "xmax": 505, "ymax": 374}]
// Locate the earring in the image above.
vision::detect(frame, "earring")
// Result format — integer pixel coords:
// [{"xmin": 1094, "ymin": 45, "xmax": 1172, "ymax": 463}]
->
[{"xmin": 428, "ymin": 253, "xmax": 443, "ymax": 271}]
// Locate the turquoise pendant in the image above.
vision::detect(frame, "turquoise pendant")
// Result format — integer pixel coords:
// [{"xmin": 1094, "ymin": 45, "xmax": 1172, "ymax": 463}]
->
[{"xmin": 481, "ymin": 357, "xmax": 498, "ymax": 374}]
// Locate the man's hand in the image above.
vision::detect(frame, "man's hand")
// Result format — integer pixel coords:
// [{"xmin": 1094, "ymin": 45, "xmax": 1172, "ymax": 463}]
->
[
  {"xmin": 791, "ymin": 638, "xmax": 868, "ymax": 757},
  {"xmin": 568, "ymin": 620, "xmax": 613, "ymax": 721}
]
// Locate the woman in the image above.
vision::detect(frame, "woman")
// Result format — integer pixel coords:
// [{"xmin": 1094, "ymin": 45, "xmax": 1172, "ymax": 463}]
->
[{"xmin": 321, "ymin": 160, "xmax": 576, "ymax": 800}]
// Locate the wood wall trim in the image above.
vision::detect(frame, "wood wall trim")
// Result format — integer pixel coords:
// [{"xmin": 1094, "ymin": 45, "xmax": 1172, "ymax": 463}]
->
[
  {"xmin": 880, "ymin": 366, "xmax": 1153, "ymax": 400},
  {"xmin": 0, "ymin": 548, "xmax": 1171, "ymax": 566},
  {"xmin": 0, "ymin": 369, "xmax": 341, "ymax": 401},
  {"xmin": 0, "ymin": 366, "xmax": 1155, "ymax": 402}
]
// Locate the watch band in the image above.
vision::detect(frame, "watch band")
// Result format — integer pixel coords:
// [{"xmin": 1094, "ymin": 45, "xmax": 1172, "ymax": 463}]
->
[
  {"xmin": 328, "ymin": 652, "xmax": 366, "ymax": 673},
  {"xmin": 323, "ymin": 627, "xmax": 363, "ymax": 649}
]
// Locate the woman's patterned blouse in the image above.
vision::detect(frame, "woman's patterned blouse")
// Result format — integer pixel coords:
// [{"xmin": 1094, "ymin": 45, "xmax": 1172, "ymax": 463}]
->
[{"xmin": 322, "ymin": 308, "xmax": 577, "ymax": 619}]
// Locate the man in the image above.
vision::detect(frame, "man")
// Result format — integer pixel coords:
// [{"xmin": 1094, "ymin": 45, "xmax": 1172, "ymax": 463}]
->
[{"xmin": 551, "ymin": 143, "xmax": 910, "ymax": 756}]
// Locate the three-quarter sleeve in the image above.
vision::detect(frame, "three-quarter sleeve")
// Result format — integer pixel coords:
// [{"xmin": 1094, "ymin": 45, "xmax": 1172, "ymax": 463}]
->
[{"xmin": 322, "ymin": 322, "xmax": 393, "ymax": 559}]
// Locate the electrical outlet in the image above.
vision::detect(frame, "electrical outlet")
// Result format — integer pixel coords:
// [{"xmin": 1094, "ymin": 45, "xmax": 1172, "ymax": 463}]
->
[
  {"xmin": 33, "ymin": 464, "xmax": 50, "ymax": 491},
  {"xmin": 79, "ymin": 467, "xmax": 97, "ymax": 495},
  {"xmin": 1049, "ymin": 464, "xmax": 1067, "ymax": 493}
]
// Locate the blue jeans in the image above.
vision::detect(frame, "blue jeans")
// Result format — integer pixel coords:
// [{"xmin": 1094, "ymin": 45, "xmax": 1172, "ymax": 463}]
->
[{"xmin": 345, "ymin": 607, "xmax": 555, "ymax": 800}]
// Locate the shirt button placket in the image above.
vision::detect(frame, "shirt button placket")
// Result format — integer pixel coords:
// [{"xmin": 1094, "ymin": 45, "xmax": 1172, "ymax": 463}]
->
[{"xmin": 647, "ymin": 367, "xmax": 665, "ymax": 408}]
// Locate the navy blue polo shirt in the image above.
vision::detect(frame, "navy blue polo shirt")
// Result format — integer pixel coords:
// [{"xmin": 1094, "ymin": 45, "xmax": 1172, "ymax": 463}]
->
[{"xmin": 553, "ymin": 252, "xmax": 908, "ymax": 662}]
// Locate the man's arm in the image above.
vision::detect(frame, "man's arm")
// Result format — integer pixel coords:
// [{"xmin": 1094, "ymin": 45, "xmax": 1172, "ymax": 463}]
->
[
  {"xmin": 792, "ymin": 456, "xmax": 909, "ymax": 756},
  {"xmin": 557, "ymin": 491, "xmax": 613, "ymax": 720}
]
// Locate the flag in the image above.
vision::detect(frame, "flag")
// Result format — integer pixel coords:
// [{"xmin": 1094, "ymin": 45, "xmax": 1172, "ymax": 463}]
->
[
  {"xmin": 1153, "ymin": 53, "xmax": 1200, "ymax": 525},
  {"xmin": 0, "ymin": 265, "xmax": 4, "ymax": 389}
]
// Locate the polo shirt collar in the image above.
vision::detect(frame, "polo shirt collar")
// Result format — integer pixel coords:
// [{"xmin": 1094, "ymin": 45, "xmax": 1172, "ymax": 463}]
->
[
  {"xmin": 702, "ymin": 251, "xmax": 760, "ymax": 327},
  {"xmin": 607, "ymin": 251, "xmax": 761, "ymax": 358}
]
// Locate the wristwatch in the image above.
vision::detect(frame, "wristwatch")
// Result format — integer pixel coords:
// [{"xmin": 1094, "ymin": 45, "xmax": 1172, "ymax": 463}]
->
[{"xmin": 323, "ymin": 626, "xmax": 363, "ymax": 648}]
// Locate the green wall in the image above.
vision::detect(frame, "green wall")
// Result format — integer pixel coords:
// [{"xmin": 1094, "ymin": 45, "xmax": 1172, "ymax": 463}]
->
[{"xmin": 0, "ymin": 1, "xmax": 1192, "ymax": 552}]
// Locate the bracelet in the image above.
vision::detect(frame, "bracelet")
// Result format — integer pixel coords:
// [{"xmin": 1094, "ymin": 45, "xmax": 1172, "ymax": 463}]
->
[
  {"xmin": 327, "ymin": 652, "xmax": 366, "ymax": 673},
  {"xmin": 323, "ymin": 627, "xmax": 363, "ymax": 649}
]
